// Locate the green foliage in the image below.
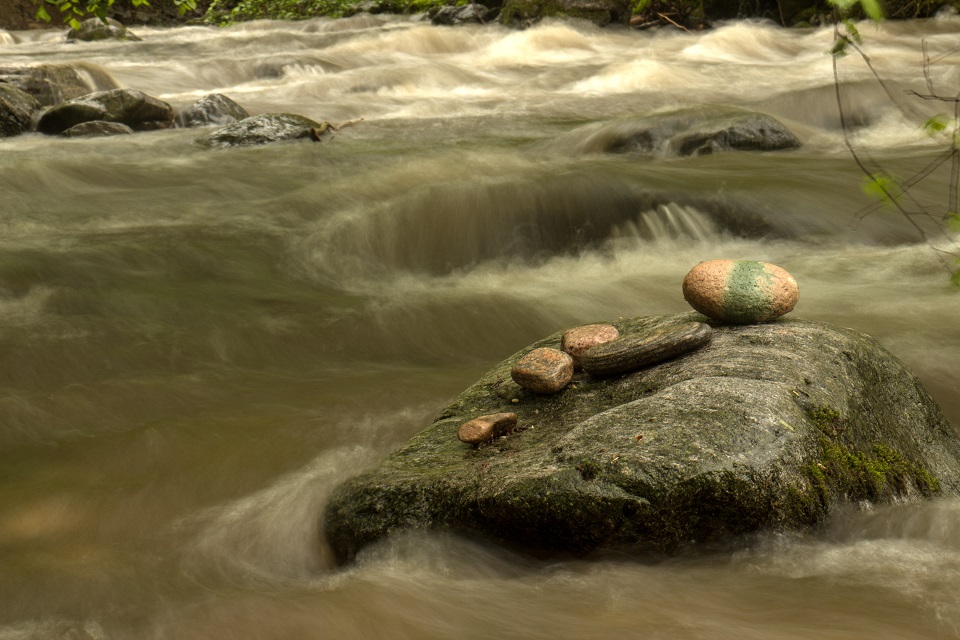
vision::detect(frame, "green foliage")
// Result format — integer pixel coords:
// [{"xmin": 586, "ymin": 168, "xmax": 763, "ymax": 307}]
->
[
  {"xmin": 828, "ymin": 0, "xmax": 883, "ymax": 20},
  {"xmin": 923, "ymin": 114, "xmax": 950, "ymax": 136},
  {"xmin": 35, "ymin": 0, "xmax": 198, "ymax": 27},
  {"xmin": 861, "ymin": 171, "xmax": 899, "ymax": 206}
]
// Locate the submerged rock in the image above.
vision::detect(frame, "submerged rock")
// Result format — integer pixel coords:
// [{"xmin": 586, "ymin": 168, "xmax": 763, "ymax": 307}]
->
[
  {"xmin": 66, "ymin": 18, "xmax": 142, "ymax": 42},
  {"xmin": 176, "ymin": 93, "xmax": 250, "ymax": 128},
  {"xmin": 197, "ymin": 113, "xmax": 323, "ymax": 148},
  {"xmin": 683, "ymin": 260, "xmax": 800, "ymax": 324},
  {"xmin": 572, "ymin": 107, "xmax": 801, "ymax": 157},
  {"xmin": 324, "ymin": 314, "xmax": 960, "ymax": 563},
  {"xmin": 0, "ymin": 84, "xmax": 40, "ymax": 137},
  {"xmin": 61, "ymin": 120, "xmax": 135, "ymax": 137},
  {"xmin": 36, "ymin": 88, "xmax": 174, "ymax": 135}
]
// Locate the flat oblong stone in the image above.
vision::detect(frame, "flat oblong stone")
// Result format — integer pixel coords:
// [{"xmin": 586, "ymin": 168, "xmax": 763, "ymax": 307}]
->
[
  {"xmin": 580, "ymin": 322, "xmax": 713, "ymax": 377},
  {"xmin": 457, "ymin": 412, "xmax": 518, "ymax": 445},
  {"xmin": 561, "ymin": 324, "xmax": 620, "ymax": 370},
  {"xmin": 682, "ymin": 259, "xmax": 799, "ymax": 324},
  {"xmin": 511, "ymin": 347, "xmax": 574, "ymax": 394}
]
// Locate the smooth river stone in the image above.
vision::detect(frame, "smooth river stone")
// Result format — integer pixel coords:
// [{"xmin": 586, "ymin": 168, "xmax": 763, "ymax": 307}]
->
[
  {"xmin": 511, "ymin": 347, "xmax": 574, "ymax": 394},
  {"xmin": 580, "ymin": 321, "xmax": 713, "ymax": 377},
  {"xmin": 457, "ymin": 412, "xmax": 518, "ymax": 445},
  {"xmin": 682, "ymin": 259, "xmax": 799, "ymax": 324},
  {"xmin": 561, "ymin": 324, "xmax": 620, "ymax": 370}
]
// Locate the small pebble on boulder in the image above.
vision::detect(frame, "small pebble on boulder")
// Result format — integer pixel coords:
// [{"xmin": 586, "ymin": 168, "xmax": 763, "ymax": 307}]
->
[
  {"xmin": 458, "ymin": 412, "xmax": 518, "ymax": 445},
  {"xmin": 580, "ymin": 321, "xmax": 713, "ymax": 377},
  {"xmin": 511, "ymin": 347, "xmax": 574, "ymax": 394},
  {"xmin": 682, "ymin": 259, "xmax": 799, "ymax": 324},
  {"xmin": 561, "ymin": 323, "xmax": 620, "ymax": 370}
]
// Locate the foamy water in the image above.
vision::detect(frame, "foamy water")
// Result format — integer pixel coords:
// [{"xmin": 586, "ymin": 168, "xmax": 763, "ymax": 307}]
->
[{"xmin": 1, "ymin": 15, "xmax": 959, "ymax": 639}]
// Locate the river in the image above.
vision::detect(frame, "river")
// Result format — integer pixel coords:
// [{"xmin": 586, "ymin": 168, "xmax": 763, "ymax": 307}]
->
[{"xmin": 1, "ymin": 14, "xmax": 959, "ymax": 639}]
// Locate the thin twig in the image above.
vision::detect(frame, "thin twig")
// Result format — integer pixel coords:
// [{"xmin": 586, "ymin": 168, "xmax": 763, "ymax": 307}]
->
[{"xmin": 657, "ymin": 12, "xmax": 688, "ymax": 31}]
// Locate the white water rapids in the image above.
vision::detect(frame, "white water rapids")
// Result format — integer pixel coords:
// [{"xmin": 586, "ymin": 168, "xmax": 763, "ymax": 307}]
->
[{"xmin": 1, "ymin": 14, "xmax": 960, "ymax": 639}]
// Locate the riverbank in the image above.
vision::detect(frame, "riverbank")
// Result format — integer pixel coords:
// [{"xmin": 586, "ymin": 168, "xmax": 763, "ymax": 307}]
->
[{"xmin": 2, "ymin": 0, "xmax": 957, "ymax": 31}]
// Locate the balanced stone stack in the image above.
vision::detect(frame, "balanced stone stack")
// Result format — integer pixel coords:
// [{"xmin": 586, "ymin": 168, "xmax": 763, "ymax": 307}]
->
[{"xmin": 463, "ymin": 259, "xmax": 798, "ymax": 445}]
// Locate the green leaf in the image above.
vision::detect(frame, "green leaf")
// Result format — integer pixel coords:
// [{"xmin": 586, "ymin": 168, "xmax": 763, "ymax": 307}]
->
[
  {"xmin": 924, "ymin": 114, "xmax": 950, "ymax": 136},
  {"xmin": 831, "ymin": 37, "xmax": 849, "ymax": 58},
  {"xmin": 827, "ymin": 0, "xmax": 883, "ymax": 20},
  {"xmin": 68, "ymin": 17, "xmax": 81, "ymax": 29},
  {"xmin": 35, "ymin": 5, "xmax": 52, "ymax": 21},
  {"xmin": 947, "ymin": 212, "xmax": 960, "ymax": 232},
  {"xmin": 862, "ymin": 172, "xmax": 899, "ymax": 205},
  {"xmin": 860, "ymin": 0, "xmax": 883, "ymax": 21},
  {"xmin": 843, "ymin": 19, "xmax": 862, "ymax": 44}
]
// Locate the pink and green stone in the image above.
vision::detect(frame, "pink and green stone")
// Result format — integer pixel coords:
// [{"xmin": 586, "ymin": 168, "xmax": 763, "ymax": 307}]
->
[{"xmin": 682, "ymin": 259, "xmax": 799, "ymax": 324}]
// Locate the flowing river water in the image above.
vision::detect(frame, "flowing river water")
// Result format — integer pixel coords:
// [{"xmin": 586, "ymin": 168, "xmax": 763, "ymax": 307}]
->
[{"xmin": 2, "ymin": 14, "xmax": 960, "ymax": 639}]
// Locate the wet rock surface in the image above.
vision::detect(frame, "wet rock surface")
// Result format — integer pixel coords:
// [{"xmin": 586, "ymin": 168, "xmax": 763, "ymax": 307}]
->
[
  {"xmin": 0, "ymin": 83, "xmax": 40, "ymax": 137},
  {"xmin": 66, "ymin": 17, "xmax": 142, "ymax": 42},
  {"xmin": 37, "ymin": 88, "xmax": 174, "ymax": 134},
  {"xmin": 324, "ymin": 314, "xmax": 960, "ymax": 563},
  {"xmin": 176, "ymin": 93, "xmax": 250, "ymax": 128},
  {"xmin": 197, "ymin": 113, "xmax": 323, "ymax": 148},
  {"xmin": 0, "ymin": 63, "xmax": 118, "ymax": 106},
  {"xmin": 572, "ymin": 107, "xmax": 801, "ymax": 157},
  {"xmin": 61, "ymin": 120, "xmax": 135, "ymax": 137}
]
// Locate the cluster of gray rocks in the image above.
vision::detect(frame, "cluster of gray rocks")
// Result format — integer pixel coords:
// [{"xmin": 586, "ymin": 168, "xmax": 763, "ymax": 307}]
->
[{"xmin": 0, "ymin": 24, "xmax": 343, "ymax": 149}]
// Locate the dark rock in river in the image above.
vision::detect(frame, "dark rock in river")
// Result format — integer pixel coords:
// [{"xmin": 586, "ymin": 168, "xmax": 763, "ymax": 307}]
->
[
  {"xmin": 176, "ymin": 93, "xmax": 250, "ymax": 128},
  {"xmin": 324, "ymin": 314, "xmax": 960, "ymax": 563},
  {"xmin": 0, "ymin": 84, "xmax": 40, "ymax": 137},
  {"xmin": 66, "ymin": 18, "xmax": 142, "ymax": 42},
  {"xmin": 61, "ymin": 120, "xmax": 135, "ymax": 137},
  {"xmin": 0, "ymin": 63, "xmax": 119, "ymax": 106},
  {"xmin": 36, "ymin": 88, "xmax": 174, "ymax": 135},
  {"xmin": 571, "ymin": 107, "xmax": 801, "ymax": 157},
  {"xmin": 499, "ymin": 0, "xmax": 631, "ymax": 27},
  {"xmin": 197, "ymin": 113, "xmax": 324, "ymax": 148},
  {"xmin": 431, "ymin": 3, "xmax": 492, "ymax": 24}
]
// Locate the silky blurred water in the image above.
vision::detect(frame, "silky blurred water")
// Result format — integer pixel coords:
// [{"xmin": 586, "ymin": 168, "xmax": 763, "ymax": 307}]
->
[{"xmin": 1, "ymin": 15, "xmax": 960, "ymax": 639}]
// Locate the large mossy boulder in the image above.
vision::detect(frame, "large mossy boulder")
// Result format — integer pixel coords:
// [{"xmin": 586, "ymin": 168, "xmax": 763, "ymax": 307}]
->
[
  {"xmin": 324, "ymin": 314, "xmax": 960, "ymax": 563},
  {"xmin": 197, "ymin": 113, "xmax": 323, "ymax": 148},
  {"xmin": 574, "ymin": 108, "xmax": 801, "ymax": 157},
  {"xmin": 499, "ymin": 0, "xmax": 632, "ymax": 27},
  {"xmin": 0, "ymin": 63, "xmax": 119, "ymax": 107},
  {"xmin": 36, "ymin": 88, "xmax": 174, "ymax": 135},
  {"xmin": 0, "ymin": 84, "xmax": 40, "ymax": 137}
]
